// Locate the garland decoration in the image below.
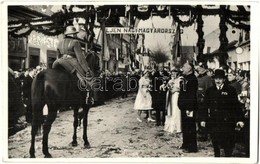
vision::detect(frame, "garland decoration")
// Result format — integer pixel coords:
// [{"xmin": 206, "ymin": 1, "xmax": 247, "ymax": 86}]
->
[
  {"xmin": 226, "ymin": 18, "xmax": 250, "ymax": 32},
  {"xmin": 171, "ymin": 8, "xmax": 197, "ymax": 27},
  {"xmin": 8, "ymin": 5, "xmax": 250, "ymax": 38},
  {"xmin": 196, "ymin": 5, "xmax": 205, "ymax": 63},
  {"xmin": 218, "ymin": 5, "xmax": 229, "ymax": 66}
]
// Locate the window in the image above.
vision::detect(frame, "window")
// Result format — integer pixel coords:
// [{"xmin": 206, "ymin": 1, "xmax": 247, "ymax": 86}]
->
[
  {"xmin": 47, "ymin": 50, "xmax": 57, "ymax": 68},
  {"xmin": 29, "ymin": 47, "xmax": 40, "ymax": 68}
]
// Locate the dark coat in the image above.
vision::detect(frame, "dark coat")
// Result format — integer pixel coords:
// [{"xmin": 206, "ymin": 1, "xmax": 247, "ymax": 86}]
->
[
  {"xmin": 178, "ymin": 73, "xmax": 198, "ymax": 111},
  {"xmin": 196, "ymin": 74, "xmax": 213, "ymax": 120},
  {"xmin": 229, "ymin": 80, "xmax": 242, "ymax": 95},
  {"xmin": 151, "ymin": 70, "xmax": 169, "ymax": 109},
  {"xmin": 203, "ymin": 84, "xmax": 243, "ymax": 147},
  {"xmin": 23, "ymin": 76, "xmax": 33, "ymax": 99},
  {"xmin": 8, "ymin": 72, "xmax": 25, "ymax": 125}
]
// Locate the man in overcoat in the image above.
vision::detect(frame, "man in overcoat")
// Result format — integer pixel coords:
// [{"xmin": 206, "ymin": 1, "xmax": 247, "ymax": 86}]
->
[
  {"xmin": 151, "ymin": 64, "xmax": 169, "ymax": 126},
  {"xmin": 201, "ymin": 69, "xmax": 244, "ymax": 157},
  {"xmin": 196, "ymin": 65, "xmax": 213, "ymax": 141},
  {"xmin": 178, "ymin": 62, "xmax": 198, "ymax": 153}
]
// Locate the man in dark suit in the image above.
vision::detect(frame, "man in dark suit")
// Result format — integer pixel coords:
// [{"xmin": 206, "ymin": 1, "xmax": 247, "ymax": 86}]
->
[
  {"xmin": 151, "ymin": 64, "xmax": 169, "ymax": 126},
  {"xmin": 23, "ymin": 68, "xmax": 34, "ymax": 123},
  {"xmin": 178, "ymin": 62, "xmax": 198, "ymax": 153},
  {"xmin": 201, "ymin": 69, "xmax": 244, "ymax": 157}
]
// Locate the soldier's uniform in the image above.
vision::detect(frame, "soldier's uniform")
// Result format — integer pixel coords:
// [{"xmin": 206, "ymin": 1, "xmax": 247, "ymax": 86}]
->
[{"xmin": 52, "ymin": 26, "xmax": 94, "ymax": 104}]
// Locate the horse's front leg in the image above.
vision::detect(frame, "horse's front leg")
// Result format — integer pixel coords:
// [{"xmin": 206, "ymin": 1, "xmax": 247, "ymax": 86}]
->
[
  {"xmin": 29, "ymin": 103, "xmax": 44, "ymax": 158},
  {"xmin": 72, "ymin": 107, "xmax": 79, "ymax": 146},
  {"xmin": 83, "ymin": 106, "xmax": 91, "ymax": 148},
  {"xmin": 42, "ymin": 109, "xmax": 57, "ymax": 158}
]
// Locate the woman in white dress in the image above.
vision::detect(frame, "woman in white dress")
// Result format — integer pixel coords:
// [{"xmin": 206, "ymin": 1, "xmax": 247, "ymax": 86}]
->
[
  {"xmin": 164, "ymin": 68, "xmax": 183, "ymax": 134},
  {"xmin": 133, "ymin": 70, "xmax": 155, "ymax": 122}
]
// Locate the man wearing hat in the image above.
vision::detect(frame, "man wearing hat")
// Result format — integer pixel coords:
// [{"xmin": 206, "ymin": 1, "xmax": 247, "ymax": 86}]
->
[
  {"xmin": 52, "ymin": 25, "xmax": 92, "ymax": 78},
  {"xmin": 196, "ymin": 64, "xmax": 213, "ymax": 141},
  {"xmin": 178, "ymin": 61, "xmax": 198, "ymax": 153},
  {"xmin": 150, "ymin": 64, "xmax": 169, "ymax": 126},
  {"xmin": 52, "ymin": 25, "xmax": 94, "ymax": 103},
  {"xmin": 201, "ymin": 69, "xmax": 244, "ymax": 157},
  {"xmin": 227, "ymin": 68, "xmax": 242, "ymax": 95}
]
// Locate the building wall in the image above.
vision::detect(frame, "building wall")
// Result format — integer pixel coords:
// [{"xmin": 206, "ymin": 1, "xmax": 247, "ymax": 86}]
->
[
  {"xmin": 26, "ymin": 31, "xmax": 62, "ymax": 69},
  {"xmin": 229, "ymin": 43, "xmax": 250, "ymax": 71},
  {"xmin": 203, "ymin": 24, "xmax": 241, "ymax": 54}
]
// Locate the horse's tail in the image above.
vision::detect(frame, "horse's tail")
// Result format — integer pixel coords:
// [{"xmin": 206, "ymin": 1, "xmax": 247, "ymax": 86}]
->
[{"xmin": 31, "ymin": 72, "xmax": 45, "ymax": 133}]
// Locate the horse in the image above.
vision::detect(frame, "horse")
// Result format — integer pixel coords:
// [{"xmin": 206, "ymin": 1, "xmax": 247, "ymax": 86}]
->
[{"xmin": 29, "ymin": 52, "xmax": 100, "ymax": 158}]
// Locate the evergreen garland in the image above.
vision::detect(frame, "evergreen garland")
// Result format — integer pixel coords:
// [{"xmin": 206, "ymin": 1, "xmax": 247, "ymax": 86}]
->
[
  {"xmin": 8, "ymin": 5, "xmax": 250, "ymax": 37},
  {"xmin": 218, "ymin": 5, "xmax": 229, "ymax": 66},
  {"xmin": 172, "ymin": 9, "xmax": 197, "ymax": 27},
  {"xmin": 196, "ymin": 5, "xmax": 205, "ymax": 63}
]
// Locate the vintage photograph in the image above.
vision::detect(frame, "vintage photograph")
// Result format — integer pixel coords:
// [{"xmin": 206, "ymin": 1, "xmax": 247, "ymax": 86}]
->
[{"xmin": 2, "ymin": 1, "xmax": 258, "ymax": 163}]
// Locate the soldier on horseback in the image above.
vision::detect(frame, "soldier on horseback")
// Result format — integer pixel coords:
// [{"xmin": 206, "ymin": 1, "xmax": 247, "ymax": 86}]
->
[{"xmin": 52, "ymin": 25, "xmax": 94, "ymax": 105}]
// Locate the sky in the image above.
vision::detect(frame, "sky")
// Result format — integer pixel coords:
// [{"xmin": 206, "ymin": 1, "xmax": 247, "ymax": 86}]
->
[{"xmin": 137, "ymin": 15, "xmax": 220, "ymax": 55}]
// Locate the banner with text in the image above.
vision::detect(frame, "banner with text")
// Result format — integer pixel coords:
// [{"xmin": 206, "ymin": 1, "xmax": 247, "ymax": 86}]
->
[{"xmin": 106, "ymin": 27, "xmax": 176, "ymax": 34}]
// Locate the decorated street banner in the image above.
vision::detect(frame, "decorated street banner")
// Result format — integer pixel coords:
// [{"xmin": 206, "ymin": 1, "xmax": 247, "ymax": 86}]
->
[
  {"xmin": 103, "ymin": 31, "xmax": 110, "ymax": 61},
  {"xmin": 106, "ymin": 27, "xmax": 176, "ymax": 34}
]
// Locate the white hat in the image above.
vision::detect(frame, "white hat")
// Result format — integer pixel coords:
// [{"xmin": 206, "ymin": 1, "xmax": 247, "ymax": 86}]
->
[{"xmin": 64, "ymin": 26, "xmax": 78, "ymax": 35}]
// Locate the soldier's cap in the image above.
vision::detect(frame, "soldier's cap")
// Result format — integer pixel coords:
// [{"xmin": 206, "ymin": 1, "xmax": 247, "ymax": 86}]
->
[
  {"xmin": 64, "ymin": 26, "xmax": 78, "ymax": 35},
  {"xmin": 213, "ymin": 69, "xmax": 225, "ymax": 79}
]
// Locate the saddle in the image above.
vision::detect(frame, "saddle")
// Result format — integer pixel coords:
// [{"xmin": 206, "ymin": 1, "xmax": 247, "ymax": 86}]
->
[{"xmin": 55, "ymin": 57, "xmax": 94, "ymax": 91}]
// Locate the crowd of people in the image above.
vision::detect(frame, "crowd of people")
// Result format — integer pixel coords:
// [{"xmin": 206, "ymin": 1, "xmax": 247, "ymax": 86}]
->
[
  {"xmin": 8, "ymin": 64, "xmax": 46, "ymax": 135},
  {"xmin": 8, "ymin": 63, "xmax": 142, "ymax": 134},
  {"xmin": 133, "ymin": 62, "xmax": 250, "ymax": 157}
]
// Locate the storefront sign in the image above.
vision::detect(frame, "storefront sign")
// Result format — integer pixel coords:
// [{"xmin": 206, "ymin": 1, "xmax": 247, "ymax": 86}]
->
[
  {"xmin": 28, "ymin": 33, "xmax": 59, "ymax": 49},
  {"xmin": 106, "ymin": 27, "xmax": 176, "ymax": 34}
]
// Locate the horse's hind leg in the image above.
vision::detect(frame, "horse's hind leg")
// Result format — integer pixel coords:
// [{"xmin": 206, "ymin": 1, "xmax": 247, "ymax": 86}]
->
[
  {"xmin": 72, "ymin": 107, "xmax": 79, "ymax": 146},
  {"xmin": 29, "ymin": 120, "xmax": 41, "ymax": 158},
  {"xmin": 82, "ymin": 106, "xmax": 90, "ymax": 148},
  {"xmin": 42, "ymin": 107, "xmax": 57, "ymax": 158},
  {"xmin": 29, "ymin": 103, "xmax": 44, "ymax": 158}
]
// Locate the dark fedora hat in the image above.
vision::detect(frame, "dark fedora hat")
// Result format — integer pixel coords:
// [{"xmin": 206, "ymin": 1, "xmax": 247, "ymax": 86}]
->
[{"xmin": 213, "ymin": 69, "xmax": 225, "ymax": 79}]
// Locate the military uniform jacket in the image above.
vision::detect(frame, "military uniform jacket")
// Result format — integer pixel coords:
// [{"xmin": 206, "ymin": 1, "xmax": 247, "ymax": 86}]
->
[
  {"xmin": 57, "ymin": 37, "xmax": 89, "ymax": 75},
  {"xmin": 204, "ymin": 84, "xmax": 242, "ymax": 128}
]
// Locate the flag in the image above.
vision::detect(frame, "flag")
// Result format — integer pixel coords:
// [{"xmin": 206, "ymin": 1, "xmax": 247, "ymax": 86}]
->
[
  {"xmin": 168, "ymin": 6, "xmax": 171, "ymax": 18},
  {"xmin": 116, "ymin": 48, "xmax": 119, "ymax": 60},
  {"xmin": 140, "ymin": 47, "xmax": 144, "ymax": 54},
  {"xmin": 143, "ymin": 56, "xmax": 149, "ymax": 67},
  {"xmin": 135, "ymin": 53, "xmax": 139, "ymax": 62},
  {"xmin": 172, "ymin": 24, "xmax": 181, "ymax": 59},
  {"xmin": 134, "ymin": 17, "xmax": 140, "ymax": 27},
  {"xmin": 193, "ymin": 45, "xmax": 197, "ymax": 62},
  {"xmin": 103, "ymin": 31, "xmax": 110, "ymax": 61},
  {"xmin": 125, "ymin": 5, "xmax": 130, "ymax": 17}
]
